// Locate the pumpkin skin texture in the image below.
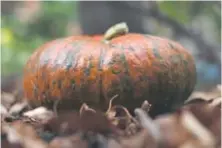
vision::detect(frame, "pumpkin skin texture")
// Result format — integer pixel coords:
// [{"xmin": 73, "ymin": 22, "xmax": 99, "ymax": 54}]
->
[{"xmin": 23, "ymin": 23, "xmax": 196, "ymax": 117}]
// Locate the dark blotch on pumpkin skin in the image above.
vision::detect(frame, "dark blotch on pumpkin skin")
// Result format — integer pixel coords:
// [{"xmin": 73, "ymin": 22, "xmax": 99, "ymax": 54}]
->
[
  {"xmin": 52, "ymin": 80, "xmax": 56, "ymax": 90},
  {"xmin": 84, "ymin": 56, "xmax": 93, "ymax": 77},
  {"xmin": 52, "ymin": 80, "xmax": 56, "ymax": 85},
  {"xmin": 42, "ymin": 91, "xmax": 47, "ymax": 99},
  {"xmin": 57, "ymin": 79, "xmax": 62, "ymax": 89},
  {"xmin": 53, "ymin": 41, "xmax": 86, "ymax": 72},
  {"xmin": 107, "ymin": 49, "xmax": 134, "ymax": 102},
  {"xmin": 183, "ymin": 58, "xmax": 189, "ymax": 67},
  {"xmin": 110, "ymin": 45, "xmax": 129, "ymax": 75},
  {"xmin": 144, "ymin": 35, "xmax": 162, "ymax": 59},
  {"xmin": 71, "ymin": 79, "xmax": 75, "ymax": 90},
  {"xmin": 120, "ymin": 75, "xmax": 132, "ymax": 93},
  {"xmin": 168, "ymin": 42, "xmax": 177, "ymax": 50},
  {"xmin": 98, "ymin": 48, "xmax": 105, "ymax": 72},
  {"xmin": 63, "ymin": 45, "xmax": 75, "ymax": 71},
  {"xmin": 109, "ymin": 55, "xmax": 122, "ymax": 75},
  {"xmin": 65, "ymin": 51, "xmax": 74, "ymax": 71},
  {"xmin": 120, "ymin": 51, "xmax": 134, "ymax": 99},
  {"xmin": 152, "ymin": 43, "xmax": 162, "ymax": 59},
  {"xmin": 128, "ymin": 46, "xmax": 135, "ymax": 51}
]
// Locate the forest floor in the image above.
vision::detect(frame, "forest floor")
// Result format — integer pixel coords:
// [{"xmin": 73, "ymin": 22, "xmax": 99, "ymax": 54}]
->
[{"xmin": 1, "ymin": 83, "xmax": 221, "ymax": 148}]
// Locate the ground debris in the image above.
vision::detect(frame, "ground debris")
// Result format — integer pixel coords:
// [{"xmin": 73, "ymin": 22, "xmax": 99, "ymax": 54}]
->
[{"xmin": 1, "ymin": 85, "xmax": 221, "ymax": 148}]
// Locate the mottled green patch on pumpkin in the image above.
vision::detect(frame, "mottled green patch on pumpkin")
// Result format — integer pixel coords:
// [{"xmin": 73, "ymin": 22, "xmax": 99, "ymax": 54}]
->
[
  {"xmin": 84, "ymin": 55, "xmax": 94, "ymax": 77},
  {"xmin": 98, "ymin": 48, "xmax": 106, "ymax": 72},
  {"xmin": 152, "ymin": 48, "xmax": 162, "ymax": 59},
  {"xmin": 109, "ymin": 54, "xmax": 122, "ymax": 74},
  {"xmin": 144, "ymin": 35, "xmax": 162, "ymax": 59},
  {"xmin": 170, "ymin": 54, "xmax": 182, "ymax": 64},
  {"xmin": 52, "ymin": 41, "xmax": 87, "ymax": 72},
  {"xmin": 120, "ymin": 75, "xmax": 133, "ymax": 93},
  {"xmin": 121, "ymin": 52, "xmax": 134, "ymax": 99},
  {"xmin": 168, "ymin": 42, "xmax": 177, "ymax": 51},
  {"xmin": 39, "ymin": 39, "xmax": 64, "ymax": 66},
  {"xmin": 183, "ymin": 58, "xmax": 189, "ymax": 67},
  {"xmin": 64, "ymin": 50, "xmax": 74, "ymax": 70},
  {"xmin": 152, "ymin": 40, "xmax": 163, "ymax": 60},
  {"xmin": 111, "ymin": 68, "xmax": 121, "ymax": 74},
  {"xmin": 52, "ymin": 80, "xmax": 56, "ymax": 85},
  {"xmin": 70, "ymin": 79, "xmax": 75, "ymax": 90}
]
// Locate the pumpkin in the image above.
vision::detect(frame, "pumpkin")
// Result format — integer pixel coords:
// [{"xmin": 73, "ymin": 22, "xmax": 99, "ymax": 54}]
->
[{"xmin": 23, "ymin": 22, "xmax": 196, "ymax": 117}]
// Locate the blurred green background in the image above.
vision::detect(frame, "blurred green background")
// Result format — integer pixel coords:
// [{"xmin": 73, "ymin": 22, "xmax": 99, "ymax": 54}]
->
[{"xmin": 1, "ymin": 1, "xmax": 221, "ymax": 90}]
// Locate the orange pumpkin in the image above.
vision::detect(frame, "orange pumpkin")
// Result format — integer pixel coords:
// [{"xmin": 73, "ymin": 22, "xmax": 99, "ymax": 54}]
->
[{"xmin": 23, "ymin": 23, "xmax": 196, "ymax": 116}]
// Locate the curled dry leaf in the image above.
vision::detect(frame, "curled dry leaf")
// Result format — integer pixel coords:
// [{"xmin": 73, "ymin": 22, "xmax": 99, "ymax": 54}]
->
[
  {"xmin": 104, "ymin": 95, "xmax": 141, "ymax": 136},
  {"xmin": 9, "ymin": 101, "xmax": 29, "ymax": 116},
  {"xmin": 118, "ymin": 108, "xmax": 163, "ymax": 148},
  {"xmin": 22, "ymin": 107, "xmax": 54, "ymax": 123},
  {"xmin": 180, "ymin": 110, "xmax": 216, "ymax": 148},
  {"xmin": 155, "ymin": 112, "xmax": 196, "ymax": 148},
  {"xmin": 208, "ymin": 97, "xmax": 221, "ymax": 108},
  {"xmin": 140, "ymin": 100, "xmax": 152, "ymax": 113},
  {"xmin": 43, "ymin": 108, "xmax": 119, "ymax": 139},
  {"xmin": 154, "ymin": 99, "xmax": 221, "ymax": 148},
  {"xmin": 79, "ymin": 103, "xmax": 96, "ymax": 115},
  {"xmin": 183, "ymin": 100, "xmax": 221, "ymax": 147},
  {"xmin": 134, "ymin": 108, "xmax": 162, "ymax": 143},
  {"xmin": 1, "ymin": 91, "xmax": 17, "ymax": 110},
  {"xmin": 1, "ymin": 104, "xmax": 8, "ymax": 121},
  {"xmin": 3, "ymin": 121, "xmax": 48, "ymax": 148},
  {"xmin": 187, "ymin": 84, "xmax": 221, "ymax": 103}
]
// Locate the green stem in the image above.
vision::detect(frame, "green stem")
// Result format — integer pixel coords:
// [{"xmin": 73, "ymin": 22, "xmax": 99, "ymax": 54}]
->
[{"xmin": 103, "ymin": 22, "xmax": 129, "ymax": 42}]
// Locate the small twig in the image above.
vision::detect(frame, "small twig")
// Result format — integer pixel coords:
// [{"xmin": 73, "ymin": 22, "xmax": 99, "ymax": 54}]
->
[
  {"xmin": 181, "ymin": 110, "xmax": 216, "ymax": 147},
  {"xmin": 134, "ymin": 108, "xmax": 162, "ymax": 143},
  {"xmin": 111, "ymin": 105, "xmax": 139, "ymax": 126},
  {"xmin": 79, "ymin": 103, "xmax": 96, "ymax": 115},
  {"xmin": 105, "ymin": 94, "xmax": 119, "ymax": 114}
]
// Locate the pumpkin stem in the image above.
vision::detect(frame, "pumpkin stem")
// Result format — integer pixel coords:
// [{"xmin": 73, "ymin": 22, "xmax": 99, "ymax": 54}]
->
[{"xmin": 103, "ymin": 22, "xmax": 129, "ymax": 42}]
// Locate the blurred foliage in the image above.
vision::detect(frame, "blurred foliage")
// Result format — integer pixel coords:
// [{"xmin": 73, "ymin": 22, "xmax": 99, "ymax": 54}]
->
[
  {"xmin": 158, "ymin": 1, "xmax": 221, "ymax": 40},
  {"xmin": 1, "ymin": 1, "xmax": 221, "ymax": 83},
  {"xmin": 158, "ymin": 2, "xmax": 191, "ymax": 24},
  {"xmin": 1, "ymin": 1, "xmax": 77, "ymax": 75}
]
